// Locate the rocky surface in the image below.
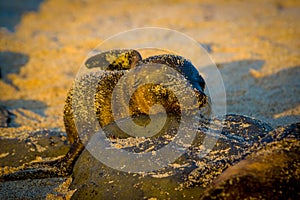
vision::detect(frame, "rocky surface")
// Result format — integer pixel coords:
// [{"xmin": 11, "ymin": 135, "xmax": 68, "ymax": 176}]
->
[
  {"xmin": 201, "ymin": 123, "xmax": 300, "ymax": 199},
  {"xmin": 70, "ymin": 114, "xmax": 274, "ymax": 199},
  {"xmin": 0, "ymin": 106, "xmax": 11, "ymax": 127}
]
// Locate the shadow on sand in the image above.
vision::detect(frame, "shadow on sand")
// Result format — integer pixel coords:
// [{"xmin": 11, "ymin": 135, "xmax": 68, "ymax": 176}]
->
[
  {"xmin": 0, "ymin": 0, "xmax": 44, "ymax": 32},
  {"xmin": 214, "ymin": 59, "xmax": 299, "ymax": 126}
]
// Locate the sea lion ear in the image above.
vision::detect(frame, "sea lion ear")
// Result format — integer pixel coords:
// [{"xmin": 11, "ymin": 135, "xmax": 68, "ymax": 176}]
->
[
  {"xmin": 84, "ymin": 49, "xmax": 142, "ymax": 70},
  {"xmin": 127, "ymin": 49, "xmax": 143, "ymax": 69}
]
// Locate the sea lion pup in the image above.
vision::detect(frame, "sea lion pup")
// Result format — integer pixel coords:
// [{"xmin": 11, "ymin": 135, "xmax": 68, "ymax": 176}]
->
[{"xmin": 0, "ymin": 49, "xmax": 208, "ymax": 181}]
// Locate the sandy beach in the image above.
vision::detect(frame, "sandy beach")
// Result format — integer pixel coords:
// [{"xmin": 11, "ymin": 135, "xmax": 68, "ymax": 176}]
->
[{"xmin": 0, "ymin": 0, "xmax": 299, "ymax": 199}]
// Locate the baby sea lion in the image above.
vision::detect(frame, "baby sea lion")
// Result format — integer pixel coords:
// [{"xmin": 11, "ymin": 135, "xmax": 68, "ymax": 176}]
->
[
  {"xmin": 0, "ymin": 49, "xmax": 209, "ymax": 181},
  {"xmin": 0, "ymin": 49, "xmax": 298, "ymax": 200}
]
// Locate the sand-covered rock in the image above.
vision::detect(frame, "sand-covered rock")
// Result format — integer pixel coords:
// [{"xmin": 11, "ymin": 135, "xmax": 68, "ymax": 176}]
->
[
  {"xmin": 70, "ymin": 114, "xmax": 273, "ymax": 199},
  {"xmin": 201, "ymin": 123, "xmax": 300, "ymax": 200}
]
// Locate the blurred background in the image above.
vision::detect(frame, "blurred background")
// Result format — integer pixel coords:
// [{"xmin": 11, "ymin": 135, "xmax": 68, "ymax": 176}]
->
[{"xmin": 0, "ymin": 0, "xmax": 44, "ymax": 32}]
